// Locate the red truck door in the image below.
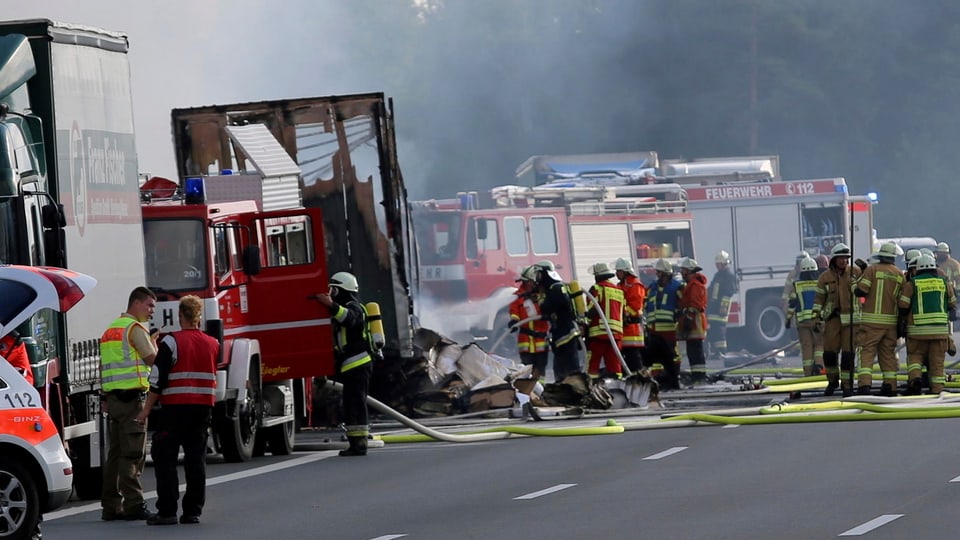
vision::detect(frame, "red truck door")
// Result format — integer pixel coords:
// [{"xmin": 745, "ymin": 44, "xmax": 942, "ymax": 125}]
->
[{"xmin": 242, "ymin": 207, "xmax": 334, "ymax": 380}]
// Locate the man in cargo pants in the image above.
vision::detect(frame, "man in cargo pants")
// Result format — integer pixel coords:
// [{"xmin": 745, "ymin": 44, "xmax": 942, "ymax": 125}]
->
[
  {"xmin": 812, "ymin": 244, "xmax": 861, "ymax": 397},
  {"xmin": 100, "ymin": 287, "xmax": 158, "ymax": 521},
  {"xmin": 899, "ymin": 254, "xmax": 957, "ymax": 395}
]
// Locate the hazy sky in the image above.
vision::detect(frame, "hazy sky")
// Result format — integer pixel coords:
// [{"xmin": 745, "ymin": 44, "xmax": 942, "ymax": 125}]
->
[{"xmin": 5, "ymin": 1, "xmax": 388, "ymax": 179}]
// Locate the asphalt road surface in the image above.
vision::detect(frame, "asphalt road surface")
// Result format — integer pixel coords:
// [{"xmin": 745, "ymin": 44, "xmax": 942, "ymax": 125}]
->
[{"xmin": 44, "ymin": 412, "xmax": 960, "ymax": 540}]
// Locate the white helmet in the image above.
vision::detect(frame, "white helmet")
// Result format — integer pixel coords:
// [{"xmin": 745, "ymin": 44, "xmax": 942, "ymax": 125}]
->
[
  {"xmin": 535, "ymin": 259, "xmax": 556, "ymax": 271},
  {"xmin": 831, "ymin": 243, "xmax": 851, "ymax": 258},
  {"xmin": 796, "ymin": 251, "xmax": 811, "ymax": 262},
  {"xmin": 877, "ymin": 241, "xmax": 898, "ymax": 261},
  {"xmin": 614, "ymin": 257, "xmax": 637, "ymax": 276},
  {"xmin": 590, "ymin": 262, "xmax": 614, "ymax": 277},
  {"xmin": 517, "ymin": 265, "xmax": 538, "ymax": 282},
  {"xmin": 905, "ymin": 249, "xmax": 921, "ymax": 264},
  {"xmin": 916, "ymin": 254, "xmax": 938, "ymax": 272},
  {"xmin": 937, "ymin": 241, "xmax": 950, "ymax": 254},
  {"xmin": 679, "ymin": 257, "xmax": 702, "ymax": 272},
  {"xmin": 800, "ymin": 258, "xmax": 818, "ymax": 272},
  {"xmin": 920, "ymin": 248, "xmax": 935, "ymax": 258},
  {"xmin": 330, "ymin": 271, "xmax": 359, "ymax": 293},
  {"xmin": 654, "ymin": 258, "xmax": 673, "ymax": 273},
  {"xmin": 715, "ymin": 250, "xmax": 731, "ymax": 264}
]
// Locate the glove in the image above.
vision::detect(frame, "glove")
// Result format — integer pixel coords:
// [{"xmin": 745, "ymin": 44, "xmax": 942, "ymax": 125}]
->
[
  {"xmin": 854, "ymin": 258, "xmax": 867, "ymax": 271},
  {"xmin": 507, "ymin": 319, "xmax": 517, "ymax": 328},
  {"xmin": 509, "ymin": 326, "xmax": 519, "ymax": 334},
  {"xmin": 784, "ymin": 318, "xmax": 792, "ymax": 329}
]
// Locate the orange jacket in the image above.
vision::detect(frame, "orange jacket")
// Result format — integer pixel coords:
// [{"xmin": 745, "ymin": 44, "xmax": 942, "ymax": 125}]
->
[
  {"xmin": 509, "ymin": 288, "xmax": 549, "ymax": 354},
  {"xmin": 619, "ymin": 274, "xmax": 647, "ymax": 348},
  {"xmin": 678, "ymin": 272, "xmax": 708, "ymax": 340}
]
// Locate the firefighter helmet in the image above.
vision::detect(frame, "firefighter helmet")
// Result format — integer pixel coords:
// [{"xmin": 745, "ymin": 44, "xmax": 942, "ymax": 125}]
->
[
  {"xmin": 535, "ymin": 259, "xmax": 556, "ymax": 271},
  {"xmin": 937, "ymin": 241, "xmax": 950, "ymax": 254},
  {"xmin": 796, "ymin": 251, "xmax": 811, "ymax": 262},
  {"xmin": 877, "ymin": 241, "xmax": 898, "ymax": 261},
  {"xmin": 830, "ymin": 243, "xmax": 851, "ymax": 258},
  {"xmin": 679, "ymin": 257, "xmax": 702, "ymax": 272},
  {"xmin": 800, "ymin": 258, "xmax": 818, "ymax": 273},
  {"xmin": 614, "ymin": 257, "xmax": 637, "ymax": 276},
  {"xmin": 920, "ymin": 248, "xmax": 935, "ymax": 258},
  {"xmin": 654, "ymin": 258, "xmax": 673, "ymax": 274},
  {"xmin": 905, "ymin": 249, "xmax": 921, "ymax": 264},
  {"xmin": 715, "ymin": 250, "xmax": 731, "ymax": 264},
  {"xmin": 329, "ymin": 271, "xmax": 359, "ymax": 293},
  {"xmin": 516, "ymin": 266, "xmax": 538, "ymax": 282},
  {"xmin": 916, "ymin": 254, "xmax": 938, "ymax": 272},
  {"xmin": 590, "ymin": 262, "xmax": 614, "ymax": 277}
]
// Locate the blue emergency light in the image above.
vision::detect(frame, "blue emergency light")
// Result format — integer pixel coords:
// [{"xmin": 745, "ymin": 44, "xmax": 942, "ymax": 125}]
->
[{"xmin": 184, "ymin": 177, "xmax": 205, "ymax": 204}]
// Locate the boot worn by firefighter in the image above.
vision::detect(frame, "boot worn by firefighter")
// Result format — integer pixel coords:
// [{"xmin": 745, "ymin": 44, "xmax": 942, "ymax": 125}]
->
[
  {"xmin": 841, "ymin": 382, "xmax": 854, "ymax": 398},
  {"xmin": 857, "ymin": 385, "xmax": 872, "ymax": 396},
  {"xmin": 879, "ymin": 383, "xmax": 895, "ymax": 397},
  {"xmin": 339, "ymin": 436, "xmax": 368, "ymax": 457},
  {"xmin": 904, "ymin": 378, "xmax": 923, "ymax": 396},
  {"xmin": 824, "ymin": 378, "xmax": 839, "ymax": 397}
]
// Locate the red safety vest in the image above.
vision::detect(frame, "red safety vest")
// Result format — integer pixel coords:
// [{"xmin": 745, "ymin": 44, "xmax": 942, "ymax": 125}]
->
[{"xmin": 161, "ymin": 329, "xmax": 219, "ymax": 407}]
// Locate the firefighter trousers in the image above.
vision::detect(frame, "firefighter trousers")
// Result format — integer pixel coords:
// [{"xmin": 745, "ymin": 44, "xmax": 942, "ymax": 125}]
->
[
  {"xmin": 906, "ymin": 338, "xmax": 948, "ymax": 393},
  {"xmin": 706, "ymin": 320, "xmax": 727, "ymax": 357},
  {"xmin": 552, "ymin": 338, "xmax": 582, "ymax": 382},
  {"xmin": 644, "ymin": 332, "xmax": 679, "ymax": 389},
  {"xmin": 336, "ymin": 362, "xmax": 372, "ymax": 434},
  {"xmin": 587, "ymin": 336, "xmax": 622, "ymax": 377},
  {"xmin": 797, "ymin": 324, "xmax": 824, "ymax": 376},
  {"xmin": 685, "ymin": 339, "xmax": 707, "ymax": 382},
  {"xmin": 621, "ymin": 346, "xmax": 644, "ymax": 373},
  {"xmin": 857, "ymin": 324, "xmax": 898, "ymax": 389}
]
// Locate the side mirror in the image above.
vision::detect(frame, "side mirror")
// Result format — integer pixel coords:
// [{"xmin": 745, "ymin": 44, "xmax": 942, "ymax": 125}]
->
[
  {"xmin": 41, "ymin": 203, "xmax": 65, "ymax": 228},
  {"xmin": 242, "ymin": 245, "xmax": 262, "ymax": 276}
]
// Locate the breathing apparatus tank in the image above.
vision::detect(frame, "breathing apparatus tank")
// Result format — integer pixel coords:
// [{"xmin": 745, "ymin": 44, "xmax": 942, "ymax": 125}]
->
[
  {"xmin": 365, "ymin": 302, "xmax": 385, "ymax": 350},
  {"xmin": 568, "ymin": 280, "xmax": 586, "ymax": 317}
]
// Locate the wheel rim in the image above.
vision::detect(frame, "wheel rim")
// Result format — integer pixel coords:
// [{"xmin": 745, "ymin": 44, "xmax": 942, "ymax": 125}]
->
[
  {"xmin": 757, "ymin": 305, "xmax": 785, "ymax": 343},
  {"xmin": 0, "ymin": 471, "xmax": 27, "ymax": 533},
  {"xmin": 238, "ymin": 391, "xmax": 258, "ymax": 447}
]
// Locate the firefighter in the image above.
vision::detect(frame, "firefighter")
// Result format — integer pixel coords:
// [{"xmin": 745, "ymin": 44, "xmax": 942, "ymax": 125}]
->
[
  {"xmin": 706, "ymin": 250, "xmax": 737, "ymax": 359},
  {"xmin": 812, "ymin": 243, "xmax": 862, "ymax": 396},
  {"xmin": 644, "ymin": 258, "xmax": 683, "ymax": 389},
  {"xmin": 781, "ymin": 252, "xmax": 813, "ymax": 312},
  {"xmin": 585, "ymin": 262, "xmax": 625, "ymax": 379},
  {"xmin": 508, "ymin": 266, "xmax": 549, "ymax": 381},
  {"xmin": 534, "ymin": 261, "xmax": 583, "ymax": 381},
  {"xmin": 615, "ymin": 257, "xmax": 646, "ymax": 373},
  {"xmin": 935, "ymin": 242, "xmax": 960, "ymax": 298},
  {"xmin": 678, "ymin": 257, "xmax": 709, "ymax": 384},
  {"xmin": 313, "ymin": 271, "xmax": 374, "ymax": 457},
  {"xmin": 786, "ymin": 257, "xmax": 824, "ymax": 376},
  {"xmin": 853, "ymin": 241, "xmax": 904, "ymax": 396},
  {"xmin": 0, "ymin": 332, "xmax": 33, "ymax": 385},
  {"xmin": 899, "ymin": 254, "xmax": 957, "ymax": 395}
]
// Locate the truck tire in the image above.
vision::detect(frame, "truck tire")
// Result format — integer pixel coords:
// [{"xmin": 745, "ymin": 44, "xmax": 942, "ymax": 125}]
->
[
  {"xmin": 266, "ymin": 422, "xmax": 295, "ymax": 455},
  {"xmin": 745, "ymin": 293, "xmax": 790, "ymax": 354},
  {"xmin": 217, "ymin": 360, "xmax": 262, "ymax": 463},
  {"xmin": 0, "ymin": 457, "xmax": 40, "ymax": 540}
]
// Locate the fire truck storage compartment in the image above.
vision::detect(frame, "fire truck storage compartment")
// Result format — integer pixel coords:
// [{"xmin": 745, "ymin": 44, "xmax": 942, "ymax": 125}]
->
[
  {"xmin": 801, "ymin": 204, "xmax": 845, "ymax": 254},
  {"xmin": 569, "ymin": 223, "xmax": 632, "ymax": 283},
  {"xmin": 631, "ymin": 221, "xmax": 693, "ymax": 263}
]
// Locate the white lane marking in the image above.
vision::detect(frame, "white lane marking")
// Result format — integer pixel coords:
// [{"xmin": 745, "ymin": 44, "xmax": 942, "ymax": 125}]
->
[
  {"xmin": 950, "ymin": 473, "xmax": 960, "ymax": 482},
  {"xmin": 514, "ymin": 483, "xmax": 577, "ymax": 500},
  {"xmin": 838, "ymin": 514, "xmax": 904, "ymax": 536},
  {"xmin": 642, "ymin": 446, "xmax": 688, "ymax": 460},
  {"xmin": 369, "ymin": 535, "xmax": 408, "ymax": 540},
  {"xmin": 46, "ymin": 451, "xmax": 338, "ymax": 521},
  {"xmin": 722, "ymin": 424, "xmax": 741, "ymax": 429}
]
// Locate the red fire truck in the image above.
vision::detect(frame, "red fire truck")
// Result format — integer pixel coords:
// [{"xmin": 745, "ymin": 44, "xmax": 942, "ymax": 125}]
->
[{"xmin": 411, "ymin": 180, "xmax": 696, "ymax": 348}]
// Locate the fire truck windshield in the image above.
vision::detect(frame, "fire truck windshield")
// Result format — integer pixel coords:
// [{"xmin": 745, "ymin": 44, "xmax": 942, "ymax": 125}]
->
[
  {"xmin": 143, "ymin": 219, "xmax": 207, "ymax": 291},
  {"xmin": 413, "ymin": 212, "xmax": 462, "ymax": 264}
]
